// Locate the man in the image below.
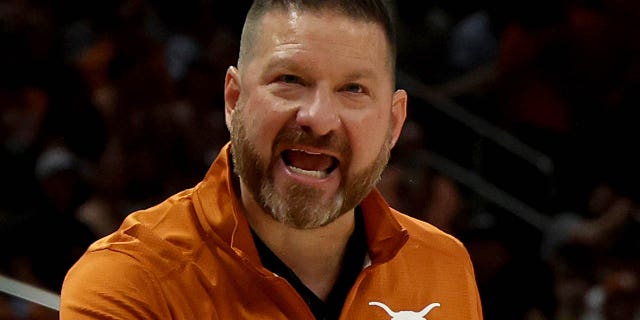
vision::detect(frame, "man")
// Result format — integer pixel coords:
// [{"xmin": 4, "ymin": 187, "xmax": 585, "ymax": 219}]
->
[{"xmin": 60, "ymin": 0, "xmax": 483, "ymax": 319}]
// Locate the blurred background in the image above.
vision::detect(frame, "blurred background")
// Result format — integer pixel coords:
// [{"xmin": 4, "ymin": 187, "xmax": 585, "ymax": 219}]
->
[{"xmin": 1, "ymin": 0, "xmax": 639, "ymax": 319}]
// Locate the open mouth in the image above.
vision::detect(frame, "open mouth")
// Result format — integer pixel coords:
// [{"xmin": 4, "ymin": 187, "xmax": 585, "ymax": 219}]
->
[{"xmin": 281, "ymin": 149, "xmax": 339, "ymax": 178}]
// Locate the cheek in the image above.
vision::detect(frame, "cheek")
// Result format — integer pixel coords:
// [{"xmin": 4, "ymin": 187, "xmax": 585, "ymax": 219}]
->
[
  {"xmin": 345, "ymin": 111, "xmax": 391, "ymax": 169},
  {"xmin": 241, "ymin": 96, "xmax": 293, "ymax": 153}
]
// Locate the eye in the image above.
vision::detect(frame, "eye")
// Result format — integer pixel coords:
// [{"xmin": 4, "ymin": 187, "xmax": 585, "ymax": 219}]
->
[
  {"xmin": 341, "ymin": 83, "xmax": 366, "ymax": 94},
  {"xmin": 275, "ymin": 74, "xmax": 304, "ymax": 85}
]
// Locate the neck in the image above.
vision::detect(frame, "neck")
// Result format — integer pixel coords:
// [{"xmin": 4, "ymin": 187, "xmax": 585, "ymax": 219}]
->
[{"xmin": 241, "ymin": 183, "xmax": 355, "ymax": 301}]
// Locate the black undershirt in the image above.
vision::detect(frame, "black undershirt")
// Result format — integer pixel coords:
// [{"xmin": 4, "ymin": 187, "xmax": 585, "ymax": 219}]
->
[{"xmin": 250, "ymin": 208, "xmax": 368, "ymax": 320}]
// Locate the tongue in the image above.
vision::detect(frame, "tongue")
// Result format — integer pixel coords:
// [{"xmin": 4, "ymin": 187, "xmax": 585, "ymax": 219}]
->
[{"xmin": 284, "ymin": 150, "xmax": 333, "ymax": 172}]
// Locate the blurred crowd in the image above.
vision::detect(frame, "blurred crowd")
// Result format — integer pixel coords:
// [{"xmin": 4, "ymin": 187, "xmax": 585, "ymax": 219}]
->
[{"xmin": 1, "ymin": 0, "xmax": 639, "ymax": 319}]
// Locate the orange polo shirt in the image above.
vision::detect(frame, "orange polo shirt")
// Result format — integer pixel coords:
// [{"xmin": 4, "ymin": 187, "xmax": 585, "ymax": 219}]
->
[{"xmin": 60, "ymin": 143, "xmax": 483, "ymax": 319}]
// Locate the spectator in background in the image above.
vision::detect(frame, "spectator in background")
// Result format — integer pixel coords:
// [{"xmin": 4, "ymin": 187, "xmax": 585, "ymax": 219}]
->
[
  {"xmin": 492, "ymin": 0, "xmax": 640, "ymax": 318},
  {"xmin": 0, "ymin": 6, "xmax": 106, "ymax": 320}
]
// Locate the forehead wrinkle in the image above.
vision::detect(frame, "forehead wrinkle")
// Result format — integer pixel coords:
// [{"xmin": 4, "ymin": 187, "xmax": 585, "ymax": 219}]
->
[
  {"xmin": 273, "ymin": 32, "xmax": 382, "ymax": 66},
  {"xmin": 271, "ymin": 9, "xmax": 386, "ymax": 59}
]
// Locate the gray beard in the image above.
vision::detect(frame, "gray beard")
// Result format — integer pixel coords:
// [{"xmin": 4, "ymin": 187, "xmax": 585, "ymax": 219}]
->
[
  {"xmin": 230, "ymin": 112, "xmax": 392, "ymax": 229},
  {"xmin": 259, "ymin": 175, "xmax": 346, "ymax": 229}
]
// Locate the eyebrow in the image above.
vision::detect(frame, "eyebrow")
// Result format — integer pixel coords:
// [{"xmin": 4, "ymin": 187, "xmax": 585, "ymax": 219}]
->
[
  {"xmin": 342, "ymin": 69, "xmax": 377, "ymax": 82},
  {"xmin": 263, "ymin": 54, "xmax": 307, "ymax": 74}
]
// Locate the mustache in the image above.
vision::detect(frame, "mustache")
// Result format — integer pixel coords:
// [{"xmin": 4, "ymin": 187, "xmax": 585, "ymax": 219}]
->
[{"xmin": 273, "ymin": 128, "xmax": 352, "ymax": 159}]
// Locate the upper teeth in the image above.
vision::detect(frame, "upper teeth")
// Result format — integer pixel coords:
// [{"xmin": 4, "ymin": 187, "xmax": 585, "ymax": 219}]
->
[
  {"xmin": 288, "ymin": 166, "xmax": 328, "ymax": 178},
  {"xmin": 292, "ymin": 149, "xmax": 320, "ymax": 155}
]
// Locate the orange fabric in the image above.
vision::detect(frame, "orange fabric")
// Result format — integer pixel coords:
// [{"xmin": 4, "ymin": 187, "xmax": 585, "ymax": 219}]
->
[{"xmin": 60, "ymin": 143, "xmax": 482, "ymax": 319}]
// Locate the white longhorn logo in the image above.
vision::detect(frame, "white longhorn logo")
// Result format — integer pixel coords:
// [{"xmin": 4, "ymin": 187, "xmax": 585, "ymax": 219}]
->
[{"xmin": 369, "ymin": 301, "xmax": 441, "ymax": 320}]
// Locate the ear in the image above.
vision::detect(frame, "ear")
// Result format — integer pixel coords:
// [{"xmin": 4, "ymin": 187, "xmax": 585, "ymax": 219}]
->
[
  {"xmin": 389, "ymin": 89, "xmax": 408, "ymax": 147},
  {"xmin": 224, "ymin": 66, "xmax": 241, "ymax": 130}
]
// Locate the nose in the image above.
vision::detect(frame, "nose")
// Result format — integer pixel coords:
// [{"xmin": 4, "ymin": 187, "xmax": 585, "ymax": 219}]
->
[{"xmin": 295, "ymin": 87, "xmax": 341, "ymax": 136}]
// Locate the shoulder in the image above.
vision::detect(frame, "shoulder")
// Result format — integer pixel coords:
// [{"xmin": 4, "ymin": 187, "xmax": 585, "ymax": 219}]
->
[
  {"xmin": 392, "ymin": 209, "xmax": 472, "ymax": 261},
  {"xmin": 61, "ymin": 188, "xmax": 203, "ymax": 291},
  {"xmin": 60, "ymin": 248, "xmax": 169, "ymax": 318},
  {"xmin": 95, "ymin": 187, "xmax": 203, "ymax": 259}
]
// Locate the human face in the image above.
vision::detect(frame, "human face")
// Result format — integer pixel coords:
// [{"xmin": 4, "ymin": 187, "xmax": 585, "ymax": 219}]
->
[{"xmin": 225, "ymin": 9, "xmax": 407, "ymax": 229}]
